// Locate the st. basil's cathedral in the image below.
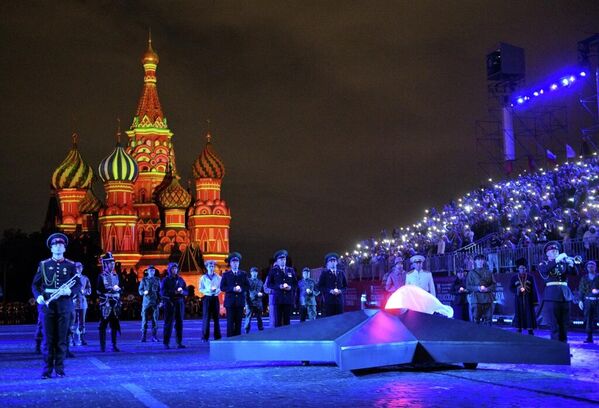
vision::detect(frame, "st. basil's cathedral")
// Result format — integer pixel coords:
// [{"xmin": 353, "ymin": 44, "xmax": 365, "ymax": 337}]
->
[{"xmin": 46, "ymin": 38, "xmax": 231, "ymax": 281}]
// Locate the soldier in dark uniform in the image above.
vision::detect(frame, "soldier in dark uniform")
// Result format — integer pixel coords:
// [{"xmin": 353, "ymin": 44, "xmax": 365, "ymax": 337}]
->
[
  {"xmin": 578, "ymin": 260, "xmax": 599, "ymax": 343},
  {"xmin": 161, "ymin": 262, "xmax": 188, "ymax": 348},
  {"xmin": 450, "ymin": 269, "xmax": 470, "ymax": 321},
  {"xmin": 31, "ymin": 233, "xmax": 80, "ymax": 379},
  {"xmin": 72, "ymin": 262, "xmax": 92, "ymax": 346},
  {"xmin": 509, "ymin": 258, "xmax": 538, "ymax": 335},
  {"xmin": 267, "ymin": 249, "xmax": 298, "ymax": 327},
  {"xmin": 97, "ymin": 252, "xmax": 122, "ymax": 352},
  {"xmin": 138, "ymin": 265, "xmax": 161, "ymax": 342},
  {"xmin": 298, "ymin": 267, "xmax": 319, "ymax": 322},
  {"xmin": 199, "ymin": 260, "xmax": 221, "ymax": 342},
  {"xmin": 317, "ymin": 252, "xmax": 347, "ymax": 317},
  {"xmin": 538, "ymin": 241, "xmax": 577, "ymax": 342},
  {"xmin": 244, "ymin": 267, "xmax": 264, "ymax": 333},
  {"xmin": 466, "ymin": 254, "xmax": 496, "ymax": 325},
  {"xmin": 220, "ymin": 252, "xmax": 250, "ymax": 336}
]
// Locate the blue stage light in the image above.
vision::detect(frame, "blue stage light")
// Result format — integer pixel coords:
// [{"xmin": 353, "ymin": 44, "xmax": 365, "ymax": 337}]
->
[
  {"xmin": 580, "ymin": 71, "xmax": 587, "ymax": 77},
  {"xmin": 561, "ymin": 78, "xmax": 569, "ymax": 86},
  {"xmin": 517, "ymin": 97, "xmax": 524, "ymax": 104},
  {"xmin": 550, "ymin": 83, "xmax": 558, "ymax": 90},
  {"xmin": 533, "ymin": 91, "xmax": 539, "ymax": 97},
  {"xmin": 569, "ymin": 75, "xmax": 575, "ymax": 82}
]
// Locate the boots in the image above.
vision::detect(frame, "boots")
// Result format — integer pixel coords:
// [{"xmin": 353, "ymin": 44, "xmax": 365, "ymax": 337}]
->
[
  {"xmin": 111, "ymin": 330, "xmax": 120, "ymax": 352},
  {"xmin": 141, "ymin": 330, "xmax": 147, "ymax": 343},
  {"xmin": 100, "ymin": 330, "xmax": 106, "ymax": 352}
]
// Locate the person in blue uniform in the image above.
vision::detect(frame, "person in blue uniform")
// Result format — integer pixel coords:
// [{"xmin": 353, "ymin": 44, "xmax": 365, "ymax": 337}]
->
[
  {"xmin": 267, "ymin": 249, "xmax": 298, "ymax": 326},
  {"xmin": 298, "ymin": 267, "xmax": 319, "ymax": 322},
  {"xmin": 97, "ymin": 252, "xmax": 122, "ymax": 352},
  {"xmin": 244, "ymin": 267, "xmax": 265, "ymax": 333},
  {"xmin": 220, "ymin": 252, "xmax": 250, "ymax": 336},
  {"xmin": 138, "ymin": 265, "xmax": 161, "ymax": 342},
  {"xmin": 538, "ymin": 241, "xmax": 577, "ymax": 342},
  {"xmin": 199, "ymin": 259, "xmax": 222, "ymax": 342},
  {"xmin": 509, "ymin": 258, "xmax": 538, "ymax": 335},
  {"xmin": 31, "ymin": 233, "xmax": 80, "ymax": 379},
  {"xmin": 161, "ymin": 262, "xmax": 188, "ymax": 349},
  {"xmin": 317, "ymin": 252, "xmax": 347, "ymax": 317},
  {"xmin": 71, "ymin": 262, "xmax": 92, "ymax": 346}
]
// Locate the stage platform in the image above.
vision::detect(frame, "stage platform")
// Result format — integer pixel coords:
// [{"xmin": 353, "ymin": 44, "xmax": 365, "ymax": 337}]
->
[{"xmin": 0, "ymin": 319, "xmax": 598, "ymax": 407}]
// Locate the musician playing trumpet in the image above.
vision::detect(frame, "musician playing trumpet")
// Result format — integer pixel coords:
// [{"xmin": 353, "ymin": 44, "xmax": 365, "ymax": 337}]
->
[
  {"xmin": 538, "ymin": 241, "xmax": 578, "ymax": 343},
  {"xmin": 31, "ymin": 233, "xmax": 81, "ymax": 379}
]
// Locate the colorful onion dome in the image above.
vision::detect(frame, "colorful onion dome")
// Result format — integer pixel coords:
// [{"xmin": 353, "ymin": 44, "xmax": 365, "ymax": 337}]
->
[
  {"xmin": 51, "ymin": 133, "xmax": 94, "ymax": 190},
  {"xmin": 79, "ymin": 189, "xmax": 102, "ymax": 213},
  {"xmin": 158, "ymin": 175, "xmax": 191, "ymax": 209},
  {"xmin": 192, "ymin": 132, "xmax": 225, "ymax": 179},
  {"xmin": 98, "ymin": 132, "xmax": 139, "ymax": 182}
]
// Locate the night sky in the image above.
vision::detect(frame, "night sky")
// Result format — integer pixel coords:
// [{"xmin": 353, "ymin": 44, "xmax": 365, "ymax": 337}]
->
[{"xmin": 1, "ymin": 1, "xmax": 597, "ymax": 268}]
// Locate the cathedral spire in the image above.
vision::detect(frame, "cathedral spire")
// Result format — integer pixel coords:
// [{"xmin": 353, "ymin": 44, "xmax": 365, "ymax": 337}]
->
[{"xmin": 133, "ymin": 35, "xmax": 165, "ymax": 128}]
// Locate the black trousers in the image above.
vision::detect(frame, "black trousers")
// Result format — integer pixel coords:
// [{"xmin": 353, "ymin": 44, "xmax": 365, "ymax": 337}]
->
[
  {"xmin": 275, "ymin": 304, "xmax": 292, "ymax": 327},
  {"xmin": 164, "ymin": 299, "xmax": 185, "ymax": 345},
  {"xmin": 226, "ymin": 306, "xmax": 244, "ymax": 337},
  {"xmin": 244, "ymin": 305, "xmax": 264, "ymax": 333},
  {"xmin": 202, "ymin": 296, "xmax": 221, "ymax": 340},
  {"xmin": 324, "ymin": 303, "xmax": 343, "ymax": 317},
  {"xmin": 583, "ymin": 299, "xmax": 598, "ymax": 337},
  {"xmin": 41, "ymin": 302, "xmax": 71, "ymax": 373},
  {"xmin": 470, "ymin": 303, "xmax": 493, "ymax": 325},
  {"xmin": 99, "ymin": 313, "xmax": 120, "ymax": 346},
  {"xmin": 544, "ymin": 301, "xmax": 570, "ymax": 342}
]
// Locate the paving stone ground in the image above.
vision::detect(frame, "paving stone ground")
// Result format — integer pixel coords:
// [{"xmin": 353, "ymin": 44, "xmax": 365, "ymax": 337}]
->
[{"xmin": 1, "ymin": 319, "xmax": 598, "ymax": 407}]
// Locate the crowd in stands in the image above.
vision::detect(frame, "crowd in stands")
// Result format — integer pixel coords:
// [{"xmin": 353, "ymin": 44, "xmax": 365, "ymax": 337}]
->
[{"xmin": 341, "ymin": 155, "xmax": 599, "ymax": 276}]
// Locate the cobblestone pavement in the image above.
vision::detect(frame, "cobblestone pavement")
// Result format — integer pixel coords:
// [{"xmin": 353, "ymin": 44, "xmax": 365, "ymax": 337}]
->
[{"xmin": 1, "ymin": 320, "xmax": 598, "ymax": 407}]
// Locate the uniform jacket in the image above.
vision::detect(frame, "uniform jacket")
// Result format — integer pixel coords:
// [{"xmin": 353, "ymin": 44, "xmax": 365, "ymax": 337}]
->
[
  {"xmin": 73, "ymin": 274, "xmax": 92, "ymax": 309},
  {"xmin": 31, "ymin": 258, "xmax": 80, "ymax": 313},
  {"xmin": 220, "ymin": 270, "xmax": 250, "ymax": 308},
  {"xmin": 298, "ymin": 278, "xmax": 319, "ymax": 306},
  {"xmin": 466, "ymin": 267, "xmax": 496, "ymax": 304},
  {"xmin": 317, "ymin": 268, "xmax": 347, "ymax": 306},
  {"xmin": 578, "ymin": 274, "xmax": 599, "ymax": 299},
  {"xmin": 450, "ymin": 276, "xmax": 469, "ymax": 305},
  {"xmin": 246, "ymin": 277, "xmax": 264, "ymax": 308},
  {"xmin": 538, "ymin": 260, "xmax": 576, "ymax": 302},
  {"xmin": 160, "ymin": 275, "xmax": 188, "ymax": 302},
  {"xmin": 267, "ymin": 266, "xmax": 298, "ymax": 305},
  {"xmin": 138, "ymin": 276, "xmax": 161, "ymax": 306}
]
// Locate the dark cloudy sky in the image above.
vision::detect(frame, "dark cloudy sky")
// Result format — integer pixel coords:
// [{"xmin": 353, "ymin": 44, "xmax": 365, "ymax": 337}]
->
[{"xmin": 1, "ymin": 1, "xmax": 597, "ymax": 267}]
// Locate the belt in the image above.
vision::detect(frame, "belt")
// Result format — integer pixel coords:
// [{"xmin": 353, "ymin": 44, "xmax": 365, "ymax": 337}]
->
[
  {"xmin": 586, "ymin": 297, "xmax": 598, "ymax": 300},
  {"xmin": 546, "ymin": 282, "xmax": 567, "ymax": 286}
]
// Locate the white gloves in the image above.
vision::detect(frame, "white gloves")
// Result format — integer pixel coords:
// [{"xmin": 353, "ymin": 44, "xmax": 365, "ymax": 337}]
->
[{"xmin": 36, "ymin": 295, "xmax": 45, "ymax": 305}]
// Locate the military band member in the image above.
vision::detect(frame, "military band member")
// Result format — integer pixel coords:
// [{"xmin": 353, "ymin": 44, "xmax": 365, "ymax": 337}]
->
[
  {"xmin": 161, "ymin": 262, "xmax": 188, "ymax": 349},
  {"xmin": 221, "ymin": 252, "xmax": 250, "ymax": 336},
  {"xmin": 450, "ymin": 269, "xmax": 470, "ymax": 321},
  {"xmin": 244, "ymin": 267, "xmax": 265, "ymax": 333},
  {"xmin": 466, "ymin": 254, "xmax": 496, "ymax": 326},
  {"xmin": 138, "ymin": 265, "xmax": 161, "ymax": 342},
  {"xmin": 509, "ymin": 258, "xmax": 538, "ymax": 335},
  {"xmin": 267, "ymin": 249, "xmax": 298, "ymax": 326},
  {"xmin": 69, "ymin": 262, "xmax": 91, "ymax": 348},
  {"xmin": 538, "ymin": 241, "xmax": 577, "ymax": 342},
  {"xmin": 31, "ymin": 233, "xmax": 80, "ymax": 379},
  {"xmin": 578, "ymin": 260, "xmax": 599, "ymax": 343},
  {"xmin": 385, "ymin": 258, "xmax": 406, "ymax": 293},
  {"xmin": 199, "ymin": 260, "xmax": 222, "ymax": 342},
  {"xmin": 317, "ymin": 252, "xmax": 347, "ymax": 317},
  {"xmin": 97, "ymin": 252, "xmax": 122, "ymax": 352},
  {"xmin": 298, "ymin": 267, "xmax": 319, "ymax": 322}
]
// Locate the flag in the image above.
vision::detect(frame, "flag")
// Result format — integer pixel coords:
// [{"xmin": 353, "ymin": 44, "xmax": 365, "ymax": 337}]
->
[
  {"xmin": 546, "ymin": 149, "xmax": 557, "ymax": 163},
  {"xmin": 565, "ymin": 144, "xmax": 576, "ymax": 159}
]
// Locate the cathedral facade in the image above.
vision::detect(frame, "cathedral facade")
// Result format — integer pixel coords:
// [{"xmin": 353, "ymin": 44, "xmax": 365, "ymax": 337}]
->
[{"xmin": 47, "ymin": 38, "xmax": 231, "ymax": 280}]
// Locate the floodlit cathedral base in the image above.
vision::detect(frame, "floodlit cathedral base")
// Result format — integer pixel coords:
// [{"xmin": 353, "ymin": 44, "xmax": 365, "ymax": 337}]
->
[{"xmin": 210, "ymin": 309, "xmax": 571, "ymax": 370}]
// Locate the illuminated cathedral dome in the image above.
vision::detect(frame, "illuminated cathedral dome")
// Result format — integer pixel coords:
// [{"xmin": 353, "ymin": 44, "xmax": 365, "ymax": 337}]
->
[
  {"xmin": 192, "ymin": 132, "xmax": 225, "ymax": 179},
  {"xmin": 142, "ymin": 37, "xmax": 159, "ymax": 65},
  {"xmin": 158, "ymin": 175, "xmax": 191, "ymax": 209},
  {"xmin": 98, "ymin": 140, "xmax": 139, "ymax": 183},
  {"xmin": 51, "ymin": 133, "xmax": 93, "ymax": 190},
  {"xmin": 79, "ymin": 189, "xmax": 102, "ymax": 213}
]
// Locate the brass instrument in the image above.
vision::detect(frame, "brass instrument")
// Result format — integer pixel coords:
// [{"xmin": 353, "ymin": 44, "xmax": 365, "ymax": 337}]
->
[
  {"xmin": 45, "ymin": 275, "xmax": 78, "ymax": 306},
  {"xmin": 564, "ymin": 255, "xmax": 583, "ymax": 265}
]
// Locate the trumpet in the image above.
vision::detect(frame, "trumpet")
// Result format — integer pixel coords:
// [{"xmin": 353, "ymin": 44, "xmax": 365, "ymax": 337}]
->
[
  {"xmin": 561, "ymin": 255, "xmax": 583, "ymax": 265},
  {"xmin": 45, "ymin": 275, "xmax": 78, "ymax": 306}
]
